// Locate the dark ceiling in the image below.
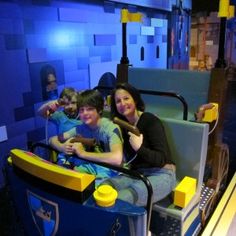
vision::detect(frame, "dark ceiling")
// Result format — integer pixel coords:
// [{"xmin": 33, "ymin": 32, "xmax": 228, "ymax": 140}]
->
[
  {"xmin": 192, "ymin": 0, "xmax": 236, "ymax": 13},
  {"xmin": 192, "ymin": 0, "xmax": 219, "ymax": 13}
]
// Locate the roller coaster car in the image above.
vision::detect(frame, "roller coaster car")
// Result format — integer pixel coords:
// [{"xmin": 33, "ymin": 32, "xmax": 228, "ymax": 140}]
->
[
  {"xmin": 7, "ymin": 143, "xmax": 151, "ymax": 236},
  {"xmin": 6, "ymin": 118, "xmax": 209, "ymax": 236}
]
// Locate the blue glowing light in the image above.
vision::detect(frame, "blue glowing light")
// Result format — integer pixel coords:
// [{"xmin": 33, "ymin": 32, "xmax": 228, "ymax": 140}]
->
[{"xmin": 49, "ymin": 29, "xmax": 84, "ymax": 48}]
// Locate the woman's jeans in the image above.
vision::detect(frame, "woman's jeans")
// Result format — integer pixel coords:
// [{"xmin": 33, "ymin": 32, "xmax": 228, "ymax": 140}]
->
[{"xmin": 101, "ymin": 167, "xmax": 176, "ymax": 207}]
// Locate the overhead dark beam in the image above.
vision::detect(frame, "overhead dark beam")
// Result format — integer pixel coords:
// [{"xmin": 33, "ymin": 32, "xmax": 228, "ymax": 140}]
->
[{"xmin": 192, "ymin": 0, "xmax": 219, "ymax": 13}]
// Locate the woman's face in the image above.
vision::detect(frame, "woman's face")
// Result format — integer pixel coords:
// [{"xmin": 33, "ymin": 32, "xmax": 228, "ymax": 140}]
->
[
  {"xmin": 114, "ymin": 89, "xmax": 136, "ymax": 118},
  {"xmin": 46, "ymin": 73, "xmax": 57, "ymax": 91}
]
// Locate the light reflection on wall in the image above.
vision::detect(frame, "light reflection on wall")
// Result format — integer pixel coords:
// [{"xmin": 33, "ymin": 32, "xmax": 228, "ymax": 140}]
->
[{"xmin": 49, "ymin": 30, "xmax": 83, "ymax": 48}]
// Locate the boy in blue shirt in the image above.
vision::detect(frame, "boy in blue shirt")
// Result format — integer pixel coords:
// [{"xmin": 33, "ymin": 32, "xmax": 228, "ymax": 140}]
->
[
  {"xmin": 49, "ymin": 90, "xmax": 123, "ymax": 183},
  {"xmin": 38, "ymin": 87, "xmax": 81, "ymax": 134}
]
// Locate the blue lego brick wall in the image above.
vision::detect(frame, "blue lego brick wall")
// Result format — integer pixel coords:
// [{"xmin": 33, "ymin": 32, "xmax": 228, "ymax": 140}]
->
[{"xmin": 0, "ymin": 0, "xmax": 191, "ymax": 188}]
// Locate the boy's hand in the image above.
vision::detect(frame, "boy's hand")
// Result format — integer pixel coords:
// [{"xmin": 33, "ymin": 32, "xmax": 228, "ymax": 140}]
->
[
  {"xmin": 47, "ymin": 100, "xmax": 60, "ymax": 116},
  {"xmin": 72, "ymin": 142, "xmax": 86, "ymax": 158},
  {"xmin": 61, "ymin": 139, "xmax": 74, "ymax": 155}
]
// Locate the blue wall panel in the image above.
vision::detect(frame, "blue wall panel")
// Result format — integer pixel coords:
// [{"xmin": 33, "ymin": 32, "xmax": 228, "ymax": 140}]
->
[
  {"xmin": 151, "ymin": 18, "xmax": 164, "ymax": 27},
  {"xmin": 22, "ymin": 6, "xmax": 58, "ymax": 20},
  {"xmin": 108, "ymin": 0, "xmax": 172, "ymax": 11},
  {"xmin": 0, "ymin": 35, "xmax": 4, "ymax": 50},
  {"xmin": 129, "ymin": 35, "xmax": 137, "ymax": 44},
  {"xmin": 0, "ymin": 3, "xmax": 22, "ymax": 18},
  {"xmin": 59, "ymin": 8, "xmax": 90, "ymax": 22},
  {"xmin": 0, "ymin": 19, "xmax": 24, "ymax": 34},
  {"xmin": 59, "ymin": 7, "xmax": 119, "ymax": 24},
  {"xmin": 76, "ymin": 46, "xmax": 90, "ymax": 58},
  {"xmin": 26, "ymin": 35, "xmax": 50, "ymax": 48},
  {"xmin": 5, "ymin": 134, "xmax": 28, "ymax": 154},
  {"xmin": 65, "ymin": 80, "xmax": 90, "ymax": 91},
  {"xmin": 27, "ymin": 127, "xmax": 45, "ymax": 143},
  {"xmin": 7, "ymin": 118, "xmax": 35, "ymax": 139},
  {"xmin": 23, "ymin": 92, "xmax": 35, "ymax": 106},
  {"xmin": 33, "ymin": 21, "xmax": 87, "ymax": 35},
  {"xmin": 147, "ymin": 36, "xmax": 154, "ymax": 44},
  {"xmin": 63, "ymin": 59, "xmax": 78, "ymax": 71},
  {"xmin": 23, "ymin": 19, "xmax": 35, "ymax": 34},
  {"xmin": 89, "ymin": 46, "xmax": 111, "ymax": 62},
  {"xmin": 77, "ymin": 57, "xmax": 89, "ymax": 69},
  {"xmin": 89, "ymin": 56, "xmax": 102, "ymax": 64},
  {"xmin": 64, "ymin": 70, "xmax": 83, "ymax": 84},
  {"xmin": 0, "ymin": 50, "xmax": 31, "ymax": 124},
  {"xmin": 27, "ymin": 48, "xmax": 47, "ymax": 63},
  {"xmin": 4, "ymin": 34, "xmax": 25, "ymax": 50},
  {"xmin": 14, "ymin": 106, "xmax": 35, "ymax": 122},
  {"xmin": 94, "ymin": 34, "xmax": 116, "ymax": 46},
  {"xmin": 104, "ymin": 1, "xmax": 116, "ymax": 13}
]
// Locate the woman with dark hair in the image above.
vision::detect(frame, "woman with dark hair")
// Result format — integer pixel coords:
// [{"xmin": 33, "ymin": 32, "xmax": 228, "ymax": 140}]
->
[{"xmin": 102, "ymin": 83, "xmax": 176, "ymax": 206}]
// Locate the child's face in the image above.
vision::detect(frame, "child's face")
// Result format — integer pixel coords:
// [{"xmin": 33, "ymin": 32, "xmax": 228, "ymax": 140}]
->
[
  {"xmin": 61, "ymin": 95, "xmax": 78, "ymax": 117},
  {"xmin": 79, "ymin": 106, "xmax": 100, "ymax": 127}
]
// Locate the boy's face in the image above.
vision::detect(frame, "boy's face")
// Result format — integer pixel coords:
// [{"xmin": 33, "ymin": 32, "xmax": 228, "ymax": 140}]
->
[
  {"xmin": 79, "ymin": 106, "xmax": 100, "ymax": 128},
  {"xmin": 61, "ymin": 95, "xmax": 78, "ymax": 118}
]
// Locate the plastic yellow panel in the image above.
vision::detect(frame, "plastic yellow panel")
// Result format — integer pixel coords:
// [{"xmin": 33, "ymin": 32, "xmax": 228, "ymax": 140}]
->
[
  {"xmin": 174, "ymin": 176, "xmax": 197, "ymax": 208},
  {"xmin": 202, "ymin": 103, "xmax": 218, "ymax": 122},
  {"xmin": 10, "ymin": 149, "xmax": 95, "ymax": 192}
]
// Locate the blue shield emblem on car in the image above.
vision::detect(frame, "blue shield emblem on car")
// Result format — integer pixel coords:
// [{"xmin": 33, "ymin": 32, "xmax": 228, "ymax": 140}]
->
[{"xmin": 27, "ymin": 190, "xmax": 59, "ymax": 236}]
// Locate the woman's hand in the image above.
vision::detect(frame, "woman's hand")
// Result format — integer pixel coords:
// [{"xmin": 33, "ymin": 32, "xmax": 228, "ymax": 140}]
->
[
  {"xmin": 128, "ymin": 132, "xmax": 143, "ymax": 151},
  {"xmin": 72, "ymin": 142, "xmax": 86, "ymax": 158}
]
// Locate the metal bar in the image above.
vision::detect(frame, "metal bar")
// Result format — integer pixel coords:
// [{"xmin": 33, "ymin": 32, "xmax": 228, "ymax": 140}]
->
[{"xmin": 94, "ymin": 86, "xmax": 189, "ymax": 120}]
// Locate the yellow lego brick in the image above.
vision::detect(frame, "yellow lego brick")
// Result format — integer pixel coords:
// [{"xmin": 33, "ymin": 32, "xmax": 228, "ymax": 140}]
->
[
  {"xmin": 174, "ymin": 176, "xmax": 197, "ymax": 208},
  {"xmin": 202, "ymin": 103, "xmax": 218, "ymax": 122}
]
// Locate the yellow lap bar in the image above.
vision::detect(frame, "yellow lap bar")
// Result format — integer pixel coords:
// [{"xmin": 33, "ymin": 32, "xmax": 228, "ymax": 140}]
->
[{"xmin": 10, "ymin": 149, "xmax": 95, "ymax": 192}]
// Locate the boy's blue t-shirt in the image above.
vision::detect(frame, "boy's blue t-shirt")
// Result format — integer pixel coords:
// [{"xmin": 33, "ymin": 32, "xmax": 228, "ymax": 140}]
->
[
  {"xmin": 59, "ymin": 118, "xmax": 123, "ymax": 181},
  {"xmin": 50, "ymin": 111, "xmax": 81, "ymax": 134}
]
